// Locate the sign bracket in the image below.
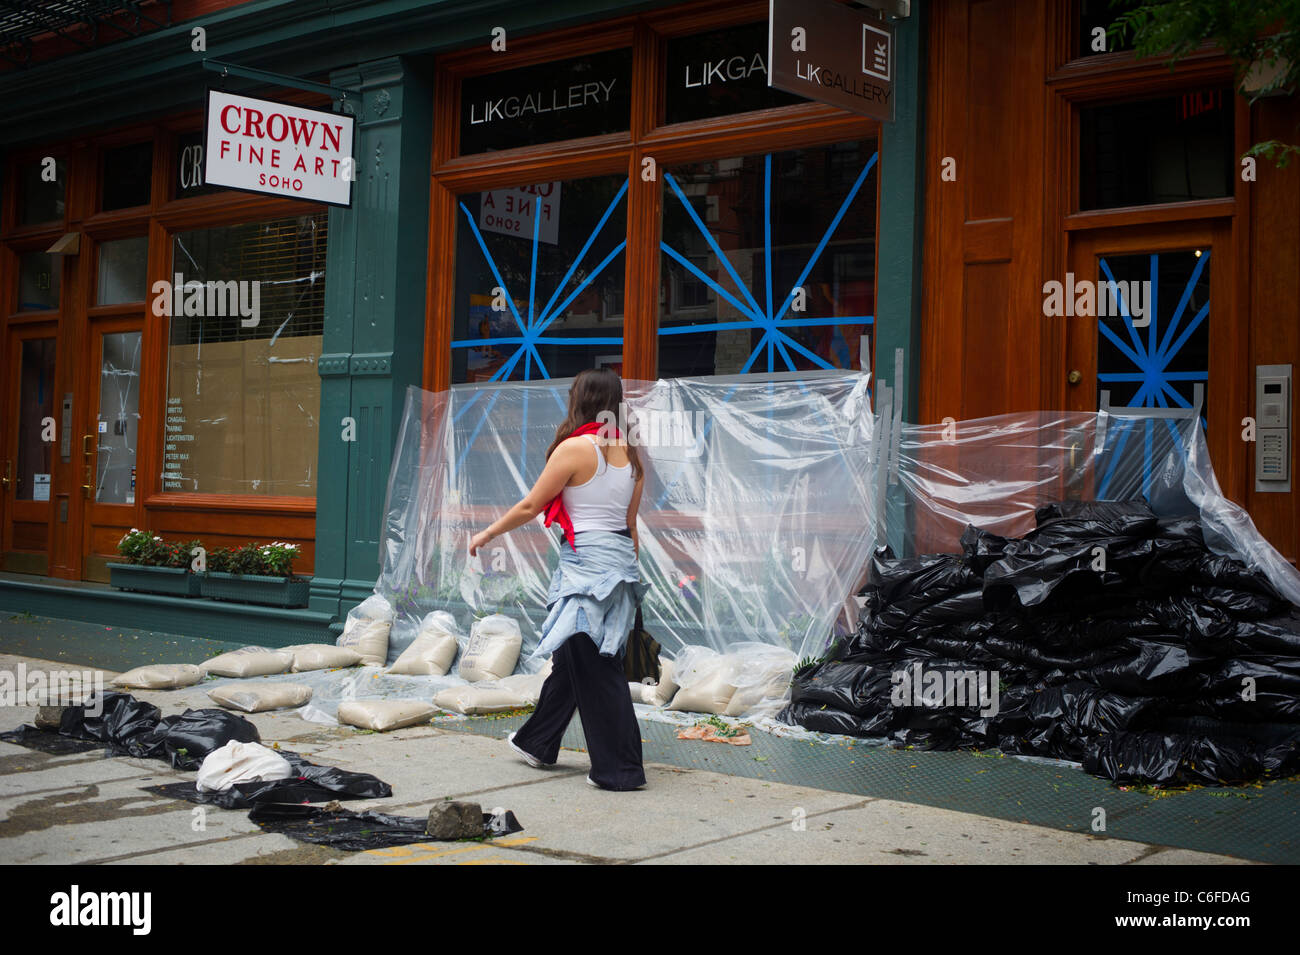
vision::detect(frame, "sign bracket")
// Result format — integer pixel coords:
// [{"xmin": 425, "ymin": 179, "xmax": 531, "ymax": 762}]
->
[{"xmin": 202, "ymin": 58, "xmax": 359, "ymax": 108}]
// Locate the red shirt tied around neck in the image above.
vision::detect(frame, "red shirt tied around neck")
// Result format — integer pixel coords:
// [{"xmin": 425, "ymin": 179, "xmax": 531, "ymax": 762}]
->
[{"xmin": 543, "ymin": 422, "xmax": 623, "ymax": 549}]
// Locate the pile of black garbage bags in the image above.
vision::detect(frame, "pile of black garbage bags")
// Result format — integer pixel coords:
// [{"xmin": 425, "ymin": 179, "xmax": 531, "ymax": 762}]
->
[{"xmin": 779, "ymin": 501, "xmax": 1300, "ymax": 786}]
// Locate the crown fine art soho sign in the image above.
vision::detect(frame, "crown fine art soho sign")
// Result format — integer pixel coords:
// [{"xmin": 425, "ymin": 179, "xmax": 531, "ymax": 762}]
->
[
  {"xmin": 767, "ymin": 0, "xmax": 895, "ymax": 122},
  {"xmin": 204, "ymin": 90, "xmax": 356, "ymax": 206}
]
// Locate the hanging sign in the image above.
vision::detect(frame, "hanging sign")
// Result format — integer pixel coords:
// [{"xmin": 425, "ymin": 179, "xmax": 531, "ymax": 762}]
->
[
  {"xmin": 204, "ymin": 90, "xmax": 356, "ymax": 206},
  {"xmin": 478, "ymin": 183, "xmax": 562, "ymax": 244},
  {"xmin": 768, "ymin": 0, "xmax": 895, "ymax": 121}
]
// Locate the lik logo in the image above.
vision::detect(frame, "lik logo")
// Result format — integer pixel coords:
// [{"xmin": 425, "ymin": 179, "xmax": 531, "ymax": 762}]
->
[{"xmin": 49, "ymin": 886, "xmax": 151, "ymax": 935}]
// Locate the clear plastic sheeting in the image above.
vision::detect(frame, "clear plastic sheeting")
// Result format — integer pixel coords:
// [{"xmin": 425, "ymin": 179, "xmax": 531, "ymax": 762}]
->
[
  {"xmin": 378, "ymin": 372, "xmax": 878, "ymax": 666},
  {"xmin": 882, "ymin": 409, "xmax": 1300, "ymax": 606}
]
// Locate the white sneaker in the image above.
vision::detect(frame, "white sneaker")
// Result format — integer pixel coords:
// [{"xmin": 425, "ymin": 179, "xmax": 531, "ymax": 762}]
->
[
  {"xmin": 586, "ymin": 775, "xmax": 600, "ymax": 788},
  {"xmin": 508, "ymin": 732, "xmax": 547, "ymax": 769}
]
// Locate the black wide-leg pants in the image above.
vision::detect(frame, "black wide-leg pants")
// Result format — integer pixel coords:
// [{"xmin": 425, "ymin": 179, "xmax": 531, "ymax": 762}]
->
[{"xmin": 511, "ymin": 631, "xmax": 646, "ymax": 791}]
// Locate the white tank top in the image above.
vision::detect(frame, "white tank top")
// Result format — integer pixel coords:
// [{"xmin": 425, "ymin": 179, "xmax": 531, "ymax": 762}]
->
[{"xmin": 562, "ymin": 435, "xmax": 635, "ymax": 533}]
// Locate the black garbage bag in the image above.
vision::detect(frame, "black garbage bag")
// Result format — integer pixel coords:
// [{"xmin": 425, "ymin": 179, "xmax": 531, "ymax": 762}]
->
[
  {"xmin": 790, "ymin": 661, "xmax": 893, "ymax": 717},
  {"xmin": 982, "ymin": 539, "xmax": 1126, "ymax": 611},
  {"xmin": 245, "ymin": 802, "xmax": 523, "ymax": 851},
  {"xmin": 777, "ymin": 700, "xmax": 892, "ymax": 737},
  {"xmin": 144, "ymin": 708, "xmax": 261, "ymax": 770},
  {"xmin": 146, "ymin": 750, "xmax": 393, "ymax": 809},
  {"xmin": 59, "ymin": 691, "xmax": 162, "ymax": 757},
  {"xmin": 0, "ymin": 725, "xmax": 106, "ymax": 755},
  {"xmin": 1028, "ymin": 682, "xmax": 1154, "ymax": 738},
  {"xmin": 905, "ymin": 588, "xmax": 987, "ymax": 631},
  {"xmin": 864, "ymin": 547, "xmax": 977, "ymax": 619},
  {"xmin": 1030, "ymin": 500, "xmax": 1160, "ymax": 541},
  {"xmin": 1079, "ymin": 640, "xmax": 1209, "ymax": 697},
  {"xmin": 1194, "ymin": 554, "xmax": 1285, "ymax": 600},
  {"xmin": 959, "ymin": 524, "xmax": 1011, "ymax": 574},
  {"xmin": 1205, "ymin": 659, "xmax": 1300, "ymax": 721},
  {"xmin": 1229, "ymin": 612, "xmax": 1300, "ymax": 656},
  {"xmin": 1189, "ymin": 584, "xmax": 1287, "ymax": 621},
  {"xmin": 1083, "ymin": 730, "xmax": 1300, "ymax": 786}
]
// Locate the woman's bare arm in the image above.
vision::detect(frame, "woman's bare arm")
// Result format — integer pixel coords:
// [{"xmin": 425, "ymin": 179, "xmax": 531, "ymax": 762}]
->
[{"xmin": 470, "ymin": 439, "xmax": 585, "ymax": 555}]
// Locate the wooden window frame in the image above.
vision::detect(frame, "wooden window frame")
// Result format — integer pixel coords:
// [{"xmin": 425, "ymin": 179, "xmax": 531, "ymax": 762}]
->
[
  {"xmin": 424, "ymin": 0, "xmax": 881, "ymax": 391},
  {"xmin": 1, "ymin": 92, "xmax": 331, "ymax": 578}
]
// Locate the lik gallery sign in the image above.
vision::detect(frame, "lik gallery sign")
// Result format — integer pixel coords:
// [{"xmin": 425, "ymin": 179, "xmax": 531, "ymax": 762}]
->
[{"xmin": 768, "ymin": 0, "xmax": 896, "ymax": 122}]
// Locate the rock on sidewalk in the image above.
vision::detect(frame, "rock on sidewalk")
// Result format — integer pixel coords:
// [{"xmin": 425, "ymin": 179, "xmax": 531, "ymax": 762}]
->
[
  {"xmin": 35, "ymin": 706, "xmax": 68, "ymax": 730},
  {"xmin": 426, "ymin": 801, "xmax": 482, "ymax": 840}
]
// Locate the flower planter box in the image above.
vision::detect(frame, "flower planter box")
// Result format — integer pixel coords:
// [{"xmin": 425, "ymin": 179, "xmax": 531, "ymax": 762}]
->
[
  {"xmin": 200, "ymin": 572, "xmax": 310, "ymax": 608},
  {"xmin": 108, "ymin": 563, "xmax": 201, "ymax": 597}
]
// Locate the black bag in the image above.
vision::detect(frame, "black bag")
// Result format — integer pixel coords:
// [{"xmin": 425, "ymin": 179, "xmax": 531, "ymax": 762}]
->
[{"xmin": 623, "ymin": 600, "xmax": 662, "ymax": 684}]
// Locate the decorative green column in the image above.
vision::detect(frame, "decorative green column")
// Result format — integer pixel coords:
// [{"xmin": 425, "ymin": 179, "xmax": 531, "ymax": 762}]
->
[{"xmin": 312, "ymin": 55, "xmax": 433, "ymax": 623}]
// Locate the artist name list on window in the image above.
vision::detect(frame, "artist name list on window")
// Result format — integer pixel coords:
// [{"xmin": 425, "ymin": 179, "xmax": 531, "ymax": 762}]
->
[{"xmin": 163, "ymin": 396, "xmax": 194, "ymax": 491}]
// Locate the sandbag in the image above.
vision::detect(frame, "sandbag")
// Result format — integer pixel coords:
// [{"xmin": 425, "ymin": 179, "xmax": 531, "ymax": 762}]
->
[
  {"xmin": 284, "ymin": 643, "xmax": 363, "ymax": 672},
  {"xmin": 668, "ymin": 673, "xmax": 736, "ymax": 714},
  {"xmin": 337, "ymin": 594, "xmax": 393, "ymax": 666},
  {"xmin": 630, "ymin": 657, "xmax": 677, "ymax": 706},
  {"xmin": 433, "ymin": 684, "xmax": 528, "ymax": 715},
  {"xmin": 387, "ymin": 611, "xmax": 462, "ymax": 676},
  {"xmin": 201, "ymin": 647, "xmax": 293, "ymax": 678},
  {"xmin": 337, "ymin": 700, "xmax": 436, "ymax": 732},
  {"xmin": 207, "ymin": 682, "xmax": 313, "ymax": 713},
  {"xmin": 458, "ymin": 614, "xmax": 522, "ymax": 682},
  {"xmin": 111, "ymin": 663, "xmax": 205, "ymax": 690},
  {"xmin": 196, "ymin": 740, "xmax": 292, "ymax": 792}
]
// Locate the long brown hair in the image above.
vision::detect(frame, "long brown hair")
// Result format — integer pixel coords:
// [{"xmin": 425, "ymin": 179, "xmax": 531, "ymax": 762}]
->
[{"xmin": 546, "ymin": 367, "xmax": 643, "ymax": 481}]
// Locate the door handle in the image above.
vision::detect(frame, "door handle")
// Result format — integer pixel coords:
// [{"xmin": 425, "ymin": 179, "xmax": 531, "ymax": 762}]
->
[
  {"xmin": 84, "ymin": 463, "xmax": 93, "ymax": 498},
  {"xmin": 1, "ymin": 460, "xmax": 10, "ymax": 488},
  {"xmin": 1067, "ymin": 370, "xmax": 1083, "ymax": 385},
  {"xmin": 83, "ymin": 433, "xmax": 96, "ymax": 455}
]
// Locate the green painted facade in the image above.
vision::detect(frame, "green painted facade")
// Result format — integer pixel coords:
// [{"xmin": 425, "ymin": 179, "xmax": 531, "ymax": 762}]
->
[{"xmin": 0, "ymin": 0, "xmax": 925, "ymax": 632}]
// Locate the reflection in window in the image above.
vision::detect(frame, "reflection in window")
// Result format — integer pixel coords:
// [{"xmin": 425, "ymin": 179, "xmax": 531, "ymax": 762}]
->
[
  {"xmin": 97, "ymin": 237, "xmax": 150, "ymax": 305},
  {"xmin": 102, "ymin": 141, "xmax": 153, "ymax": 210},
  {"xmin": 18, "ymin": 251, "xmax": 60, "ymax": 311},
  {"xmin": 1080, "ymin": 91, "xmax": 1233, "ymax": 210},
  {"xmin": 451, "ymin": 175, "xmax": 627, "ymax": 383},
  {"xmin": 16, "ymin": 338, "xmax": 56, "ymax": 502},
  {"xmin": 96, "ymin": 332, "xmax": 142, "ymax": 504},
  {"xmin": 163, "ymin": 214, "xmax": 327, "ymax": 496},
  {"xmin": 658, "ymin": 141, "xmax": 878, "ymax": 377},
  {"xmin": 18, "ymin": 158, "xmax": 66, "ymax": 225}
]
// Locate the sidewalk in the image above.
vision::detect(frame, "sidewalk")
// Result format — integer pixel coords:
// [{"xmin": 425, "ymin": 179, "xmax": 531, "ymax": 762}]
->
[{"xmin": 0, "ymin": 647, "xmax": 1262, "ymax": 865}]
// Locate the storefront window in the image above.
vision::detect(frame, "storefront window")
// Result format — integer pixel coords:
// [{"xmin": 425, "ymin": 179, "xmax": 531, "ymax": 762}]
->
[
  {"xmin": 17, "ymin": 158, "xmax": 66, "ymax": 225},
  {"xmin": 18, "ymin": 251, "xmax": 60, "ymax": 311},
  {"xmin": 16, "ymin": 338, "xmax": 56, "ymax": 502},
  {"xmin": 1079, "ymin": 90, "xmax": 1233, "ymax": 210},
  {"xmin": 451, "ymin": 174, "xmax": 627, "ymax": 383},
  {"xmin": 163, "ymin": 213, "xmax": 327, "ymax": 496},
  {"xmin": 101, "ymin": 141, "xmax": 154, "ymax": 211},
  {"xmin": 663, "ymin": 21, "xmax": 801, "ymax": 125},
  {"xmin": 97, "ymin": 236, "xmax": 149, "ymax": 305},
  {"xmin": 459, "ymin": 50, "xmax": 631, "ymax": 154},
  {"xmin": 657, "ymin": 140, "xmax": 877, "ymax": 377},
  {"xmin": 96, "ymin": 332, "xmax": 142, "ymax": 504}
]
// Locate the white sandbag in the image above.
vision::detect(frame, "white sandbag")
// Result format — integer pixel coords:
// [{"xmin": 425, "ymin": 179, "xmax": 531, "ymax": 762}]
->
[
  {"xmin": 724, "ymin": 680, "xmax": 791, "ymax": 717},
  {"xmin": 337, "ymin": 594, "xmax": 393, "ymax": 666},
  {"xmin": 666, "ymin": 647, "xmax": 737, "ymax": 714},
  {"xmin": 111, "ymin": 663, "xmax": 205, "ymax": 690},
  {"xmin": 433, "ymin": 684, "xmax": 528, "ymax": 715},
  {"xmin": 387, "ymin": 611, "xmax": 462, "ymax": 676},
  {"xmin": 724, "ymin": 644, "xmax": 795, "ymax": 717},
  {"xmin": 458, "ymin": 614, "xmax": 522, "ymax": 682},
  {"xmin": 337, "ymin": 699, "xmax": 435, "ymax": 731},
  {"xmin": 200, "ymin": 646, "xmax": 293, "ymax": 678},
  {"xmin": 495, "ymin": 670, "xmax": 547, "ymax": 706},
  {"xmin": 283, "ymin": 643, "xmax": 363, "ymax": 672},
  {"xmin": 196, "ymin": 740, "xmax": 292, "ymax": 792},
  {"xmin": 207, "ymin": 682, "xmax": 313, "ymax": 713},
  {"xmin": 629, "ymin": 657, "xmax": 677, "ymax": 707}
]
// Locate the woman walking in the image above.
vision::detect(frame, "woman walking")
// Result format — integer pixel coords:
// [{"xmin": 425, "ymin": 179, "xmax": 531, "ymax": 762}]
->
[{"xmin": 469, "ymin": 368, "xmax": 648, "ymax": 791}]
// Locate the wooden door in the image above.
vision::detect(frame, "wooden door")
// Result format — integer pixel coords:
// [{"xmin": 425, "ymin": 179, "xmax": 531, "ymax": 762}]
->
[
  {"xmin": 1063, "ymin": 218, "xmax": 1246, "ymax": 502},
  {"xmin": 2, "ymin": 321, "xmax": 59, "ymax": 574}
]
